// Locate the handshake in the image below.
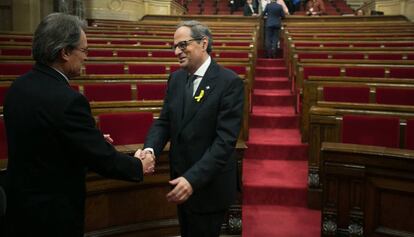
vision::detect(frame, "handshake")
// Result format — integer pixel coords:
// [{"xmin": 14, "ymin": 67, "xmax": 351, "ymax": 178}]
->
[{"xmin": 135, "ymin": 149, "xmax": 156, "ymax": 175}]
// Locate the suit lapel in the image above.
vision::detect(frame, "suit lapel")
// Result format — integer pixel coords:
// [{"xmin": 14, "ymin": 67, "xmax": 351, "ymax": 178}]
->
[{"xmin": 180, "ymin": 61, "xmax": 219, "ymax": 128}]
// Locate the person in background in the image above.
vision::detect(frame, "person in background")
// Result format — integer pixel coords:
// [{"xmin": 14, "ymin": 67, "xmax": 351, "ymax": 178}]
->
[
  {"xmin": 306, "ymin": 0, "xmax": 326, "ymax": 16},
  {"xmin": 138, "ymin": 20, "xmax": 244, "ymax": 237},
  {"xmin": 4, "ymin": 13, "xmax": 155, "ymax": 237},
  {"xmin": 355, "ymin": 9, "xmax": 364, "ymax": 16},
  {"xmin": 261, "ymin": 0, "xmax": 289, "ymax": 14},
  {"xmin": 244, "ymin": 0, "xmax": 259, "ymax": 16},
  {"xmin": 263, "ymin": 0, "xmax": 286, "ymax": 58}
]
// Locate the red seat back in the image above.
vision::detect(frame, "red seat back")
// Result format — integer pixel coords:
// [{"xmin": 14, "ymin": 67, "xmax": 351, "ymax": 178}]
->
[
  {"xmin": 98, "ymin": 112, "xmax": 154, "ymax": 145},
  {"xmin": 128, "ymin": 65, "xmax": 166, "ymax": 74},
  {"xmin": 323, "ymin": 86, "xmax": 370, "ymax": 103},
  {"xmin": 137, "ymin": 83, "xmax": 167, "ymax": 100},
  {"xmin": 345, "ymin": 67, "xmax": 385, "ymax": 77},
  {"xmin": 376, "ymin": 88, "xmax": 414, "ymax": 106},
  {"xmin": 85, "ymin": 64, "xmax": 124, "ymax": 74},
  {"xmin": 303, "ymin": 66, "xmax": 341, "ymax": 80},
  {"xmin": 0, "ymin": 63, "xmax": 32, "ymax": 75},
  {"xmin": 83, "ymin": 84, "xmax": 131, "ymax": 101},
  {"xmin": 342, "ymin": 115, "xmax": 400, "ymax": 148}
]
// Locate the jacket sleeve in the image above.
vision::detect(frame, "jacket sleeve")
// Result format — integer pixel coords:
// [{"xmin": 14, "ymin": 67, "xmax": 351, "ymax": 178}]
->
[
  {"xmin": 183, "ymin": 76, "xmax": 244, "ymax": 191},
  {"xmin": 60, "ymin": 94, "xmax": 143, "ymax": 182}
]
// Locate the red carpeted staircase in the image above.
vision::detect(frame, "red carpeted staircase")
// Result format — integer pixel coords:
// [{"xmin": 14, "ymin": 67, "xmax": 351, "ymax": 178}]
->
[{"xmin": 242, "ymin": 58, "xmax": 321, "ymax": 236}]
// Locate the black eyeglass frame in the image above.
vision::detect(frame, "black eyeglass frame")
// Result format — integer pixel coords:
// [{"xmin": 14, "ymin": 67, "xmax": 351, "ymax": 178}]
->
[{"xmin": 172, "ymin": 38, "xmax": 203, "ymax": 51}]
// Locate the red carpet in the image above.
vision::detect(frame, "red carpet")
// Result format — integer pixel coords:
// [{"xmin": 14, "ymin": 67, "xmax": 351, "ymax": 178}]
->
[{"xmin": 242, "ymin": 58, "xmax": 320, "ymax": 236}]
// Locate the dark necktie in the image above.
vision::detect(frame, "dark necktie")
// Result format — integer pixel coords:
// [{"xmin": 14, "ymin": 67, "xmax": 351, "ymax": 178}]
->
[{"xmin": 183, "ymin": 74, "xmax": 197, "ymax": 118}]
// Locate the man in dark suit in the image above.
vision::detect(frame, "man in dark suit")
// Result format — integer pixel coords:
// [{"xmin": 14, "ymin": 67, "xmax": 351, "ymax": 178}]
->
[
  {"xmin": 263, "ymin": 0, "xmax": 285, "ymax": 58},
  {"xmin": 139, "ymin": 20, "xmax": 244, "ymax": 237},
  {"xmin": 244, "ymin": 0, "xmax": 259, "ymax": 16},
  {"xmin": 3, "ymin": 13, "xmax": 154, "ymax": 237}
]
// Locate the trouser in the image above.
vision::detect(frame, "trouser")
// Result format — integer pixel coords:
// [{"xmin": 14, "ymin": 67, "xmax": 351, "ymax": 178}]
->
[
  {"xmin": 265, "ymin": 26, "xmax": 281, "ymax": 58},
  {"xmin": 177, "ymin": 204, "xmax": 226, "ymax": 237}
]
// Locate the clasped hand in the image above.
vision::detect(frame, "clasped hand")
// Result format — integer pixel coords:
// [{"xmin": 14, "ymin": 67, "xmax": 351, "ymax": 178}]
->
[{"xmin": 134, "ymin": 149, "xmax": 156, "ymax": 174}]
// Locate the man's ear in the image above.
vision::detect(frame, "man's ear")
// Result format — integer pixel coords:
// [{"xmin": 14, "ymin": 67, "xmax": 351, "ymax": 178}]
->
[
  {"xmin": 60, "ymin": 48, "xmax": 71, "ymax": 62},
  {"xmin": 202, "ymin": 38, "xmax": 208, "ymax": 51}
]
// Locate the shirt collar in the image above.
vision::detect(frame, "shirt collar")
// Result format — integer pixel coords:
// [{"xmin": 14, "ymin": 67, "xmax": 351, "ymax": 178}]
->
[{"xmin": 193, "ymin": 56, "xmax": 211, "ymax": 78}]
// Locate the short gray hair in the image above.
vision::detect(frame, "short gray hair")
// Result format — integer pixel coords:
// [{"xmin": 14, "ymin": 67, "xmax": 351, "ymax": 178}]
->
[
  {"xmin": 177, "ymin": 20, "xmax": 213, "ymax": 54},
  {"xmin": 32, "ymin": 13, "xmax": 86, "ymax": 64}
]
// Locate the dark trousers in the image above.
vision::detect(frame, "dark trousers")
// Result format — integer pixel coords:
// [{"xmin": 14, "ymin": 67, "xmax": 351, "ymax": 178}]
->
[
  {"xmin": 265, "ymin": 26, "xmax": 281, "ymax": 58},
  {"xmin": 177, "ymin": 205, "xmax": 226, "ymax": 237}
]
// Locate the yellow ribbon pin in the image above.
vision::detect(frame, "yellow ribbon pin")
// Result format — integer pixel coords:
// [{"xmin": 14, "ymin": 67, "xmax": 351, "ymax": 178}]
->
[{"xmin": 195, "ymin": 90, "xmax": 204, "ymax": 102}]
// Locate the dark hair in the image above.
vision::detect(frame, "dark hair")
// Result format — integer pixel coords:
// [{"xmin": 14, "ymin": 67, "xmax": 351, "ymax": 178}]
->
[
  {"xmin": 177, "ymin": 20, "xmax": 213, "ymax": 54},
  {"xmin": 32, "ymin": 13, "xmax": 86, "ymax": 64}
]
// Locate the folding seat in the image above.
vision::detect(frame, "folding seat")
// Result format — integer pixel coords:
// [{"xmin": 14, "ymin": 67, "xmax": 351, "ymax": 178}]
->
[
  {"xmin": 342, "ymin": 115, "xmax": 400, "ymax": 148},
  {"xmin": 297, "ymin": 53, "xmax": 329, "ymax": 59},
  {"xmin": 405, "ymin": 119, "xmax": 414, "ymax": 150},
  {"xmin": 323, "ymin": 86, "xmax": 370, "ymax": 103},
  {"xmin": 151, "ymin": 51, "xmax": 176, "ymax": 58},
  {"xmin": 303, "ymin": 66, "xmax": 341, "ymax": 80},
  {"xmin": 85, "ymin": 63, "xmax": 124, "ymax": 74},
  {"xmin": 376, "ymin": 88, "xmax": 414, "ymax": 106},
  {"xmin": 332, "ymin": 53, "xmax": 364, "ymax": 59},
  {"xmin": 137, "ymin": 83, "xmax": 167, "ymax": 100},
  {"xmin": 98, "ymin": 112, "xmax": 154, "ymax": 145},
  {"xmin": 406, "ymin": 54, "xmax": 414, "ymax": 60},
  {"xmin": 128, "ymin": 64, "xmax": 166, "ymax": 74},
  {"xmin": 0, "ymin": 48, "xmax": 32, "ymax": 56},
  {"xmin": 140, "ymin": 41, "xmax": 169, "ymax": 46},
  {"xmin": 323, "ymin": 43, "xmax": 349, "ymax": 47},
  {"xmin": 0, "ymin": 118, "xmax": 7, "ymax": 160},
  {"xmin": 368, "ymin": 53, "xmax": 402, "ymax": 60},
  {"xmin": 0, "ymin": 63, "xmax": 32, "ymax": 75},
  {"xmin": 87, "ymin": 49, "xmax": 113, "ymax": 57},
  {"xmin": 87, "ymin": 39, "xmax": 108, "ymax": 44},
  {"xmin": 110, "ymin": 40, "xmax": 138, "ymax": 45},
  {"xmin": 384, "ymin": 42, "xmax": 414, "ymax": 47},
  {"xmin": 117, "ymin": 50, "xmax": 148, "ymax": 57},
  {"xmin": 83, "ymin": 84, "xmax": 132, "ymax": 102},
  {"xmin": 353, "ymin": 43, "xmax": 382, "ymax": 47},
  {"xmin": 345, "ymin": 67, "xmax": 385, "ymax": 77},
  {"xmin": 389, "ymin": 68, "xmax": 414, "ymax": 78},
  {"xmin": 216, "ymin": 52, "xmax": 249, "ymax": 58},
  {"xmin": 0, "ymin": 86, "xmax": 8, "ymax": 106}
]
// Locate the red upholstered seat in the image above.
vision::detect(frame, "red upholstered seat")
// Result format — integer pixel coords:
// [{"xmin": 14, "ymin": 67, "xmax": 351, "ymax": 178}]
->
[
  {"xmin": 117, "ymin": 50, "xmax": 148, "ymax": 57},
  {"xmin": 151, "ymin": 51, "xmax": 175, "ymax": 57},
  {"xmin": 389, "ymin": 68, "xmax": 414, "ymax": 78},
  {"xmin": 0, "ymin": 86, "xmax": 8, "ymax": 106},
  {"xmin": 88, "ymin": 39, "xmax": 108, "ymax": 44},
  {"xmin": 323, "ymin": 86, "xmax": 370, "ymax": 103},
  {"xmin": 368, "ymin": 53, "xmax": 403, "ymax": 60},
  {"xmin": 332, "ymin": 53, "xmax": 364, "ymax": 59},
  {"xmin": 140, "ymin": 41, "xmax": 169, "ymax": 46},
  {"xmin": 98, "ymin": 112, "xmax": 154, "ymax": 145},
  {"xmin": 376, "ymin": 88, "xmax": 414, "ymax": 106},
  {"xmin": 298, "ymin": 53, "xmax": 328, "ymax": 60},
  {"xmin": 345, "ymin": 67, "xmax": 385, "ymax": 77},
  {"xmin": 110, "ymin": 40, "xmax": 138, "ymax": 45},
  {"xmin": 85, "ymin": 64, "xmax": 124, "ymax": 74},
  {"xmin": 1, "ymin": 48, "xmax": 32, "ymax": 56},
  {"xmin": 128, "ymin": 65, "xmax": 166, "ymax": 74},
  {"xmin": 353, "ymin": 43, "xmax": 382, "ymax": 47},
  {"xmin": 406, "ymin": 119, "xmax": 414, "ymax": 150},
  {"xmin": 137, "ymin": 83, "xmax": 167, "ymax": 100},
  {"xmin": 303, "ymin": 66, "xmax": 341, "ymax": 80},
  {"xmin": 342, "ymin": 115, "xmax": 400, "ymax": 148},
  {"xmin": 383, "ymin": 42, "xmax": 414, "ymax": 47},
  {"xmin": 83, "ymin": 84, "xmax": 131, "ymax": 101},
  {"xmin": 0, "ymin": 118, "xmax": 7, "ymax": 160},
  {"xmin": 0, "ymin": 63, "xmax": 32, "ymax": 75},
  {"xmin": 87, "ymin": 50, "xmax": 113, "ymax": 57}
]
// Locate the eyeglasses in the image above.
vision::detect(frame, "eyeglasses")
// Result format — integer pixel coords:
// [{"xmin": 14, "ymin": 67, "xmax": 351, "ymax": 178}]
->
[
  {"xmin": 75, "ymin": 47, "xmax": 88, "ymax": 55},
  {"xmin": 172, "ymin": 38, "xmax": 202, "ymax": 51}
]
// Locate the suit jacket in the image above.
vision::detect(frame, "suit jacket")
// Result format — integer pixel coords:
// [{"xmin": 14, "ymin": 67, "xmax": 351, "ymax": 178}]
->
[
  {"xmin": 4, "ymin": 63, "xmax": 143, "ymax": 237},
  {"xmin": 144, "ymin": 60, "xmax": 244, "ymax": 213},
  {"xmin": 263, "ymin": 2, "xmax": 285, "ymax": 28},
  {"xmin": 243, "ymin": 3, "xmax": 258, "ymax": 16}
]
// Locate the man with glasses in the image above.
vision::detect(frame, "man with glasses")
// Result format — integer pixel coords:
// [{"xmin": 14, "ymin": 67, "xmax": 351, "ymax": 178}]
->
[
  {"xmin": 139, "ymin": 20, "xmax": 244, "ymax": 237},
  {"xmin": 4, "ymin": 13, "xmax": 154, "ymax": 237}
]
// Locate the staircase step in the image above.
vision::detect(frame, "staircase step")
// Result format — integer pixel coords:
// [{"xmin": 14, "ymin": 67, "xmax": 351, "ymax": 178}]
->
[
  {"xmin": 252, "ymin": 105, "xmax": 295, "ymax": 115},
  {"xmin": 256, "ymin": 67, "xmax": 287, "ymax": 77},
  {"xmin": 243, "ymin": 159, "xmax": 308, "ymax": 207},
  {"xmin": 256, "ymin": 58, "xmax": 286, "ymax": 67},
  {"xmin": 245, "ymin": 141, "xmax": 308, "ymax": 160},
  {"xmin": 248, "ymin": 128, "xmax": 302, "ymax": 144},
  {"xmin": 250, "ymin": 114, "xmax": 299, "ymax": 128},
  {"xmin": 252, "ymin": 92, "xmax": 295, "ymax": 106},
  {"xmin": 242, "ymin": 205, "xmax": 321, "ymax": 237},
  {"xmin": 254, "ymin": 77, "xmax": 290, "ymax": 89}
]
